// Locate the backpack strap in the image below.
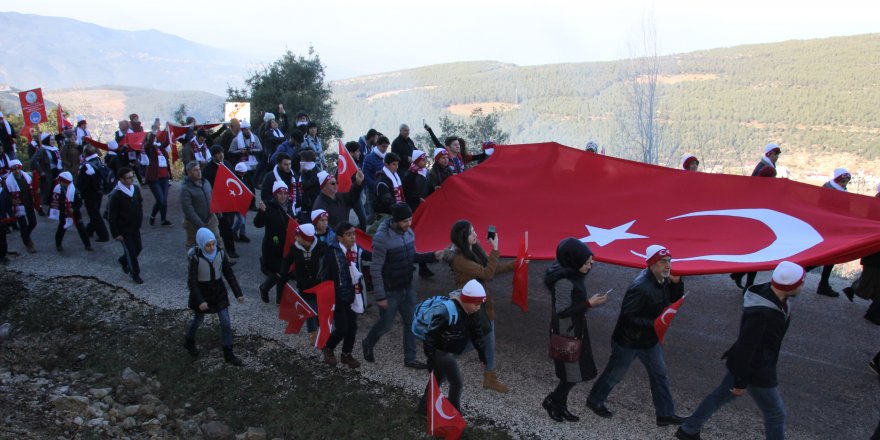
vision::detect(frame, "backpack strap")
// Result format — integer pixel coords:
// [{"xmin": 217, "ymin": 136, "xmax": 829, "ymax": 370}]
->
[{"xmin": 443, "ymin": 300, "xmax": 458, "ymax": 325}]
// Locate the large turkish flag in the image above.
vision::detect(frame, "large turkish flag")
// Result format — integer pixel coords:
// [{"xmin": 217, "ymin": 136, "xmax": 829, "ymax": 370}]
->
[
  {"xmin": 412, "ymin": 143, "xmax": 880, "ymax": 275},
  {"xmin": 336, "ymin": 139, "xmax": 357, "ymax": 193},
  {"xmin": 210, "ymin": 164, "xmax": 254, "ymax": 216}
]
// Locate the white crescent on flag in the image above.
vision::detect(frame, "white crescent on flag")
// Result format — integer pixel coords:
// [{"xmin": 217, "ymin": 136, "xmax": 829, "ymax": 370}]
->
[
  {"xmin": 226, "ymin": 178, "xmax": 244, "ymax": 196},
  {"xmin": 659, "ymin": 308, "xmax": 678, "ymax": 326},
  {"xmin": 434, "ymin": 394, "xmax": 455, "ymax": 420}
]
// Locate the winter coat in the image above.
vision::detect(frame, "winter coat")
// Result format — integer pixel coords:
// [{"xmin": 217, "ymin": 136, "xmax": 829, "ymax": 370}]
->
[
  {"xmin": 370, "ymin": 219, "xmax": 436, "ymax": 300},
  {"xmin": 427, "ymin": 165, "xmax": 453, "ymax": 195},
  {"xmin": 302, "ymin": 135, "xmax": 324, "ymax": 169},
  {"xmin": 203, "ymin": 159, "xmax": 233, "ymax": 188},
  {"xmin": 280, "ymin": 239, "xmax": 328, "ymax": 292},
  {"xmin": 611, "ymin": 268, "xmax": 685, "ymax": 349},
  {"xmin": 403, "ymin": 171, "xmax": 428, "ymax": 212},
  {"xmin": 78, "ymin": 156, "xmax": 105, "ymax": 200},
  {"xmin": 311, "ymin": 178, "xmax": 363, "ymax": 229},
  {"xmin": 253, "ymin": 199, "xmax": 291, "ymax": 275},
  {"xmin": 752, "ymin": 159, "xmax": 777, "ymax": 178},
  {"xmin": 187, "ymin": 246, "xmax": 243, "ymax": 313},
  {"xmin": 424, "ymin": 297, "xmax": 486, "ymax": 362},
  {"xmin": 323, "ymin": 243, "xmax": 372, "ymax": 307},
  {"xmin": 391, "ymin": 135, "xmax": 416, "ymax": 174},
  {"xmin": 144, "ymin": 143, "xmax": 171, "ymax": 182},
  {"xmin": 373, "ymin": 173, "xmax": 402, "ymax": 216},
  {"xmin": 724, "ymin": 283, "xmax": 790, "ymax": 389},
  {"xmin": 107, "ymin": 186, "xmax": 143, "ymax": 236},
  {"xmin": 545, "ymin": 262, "xmax": 597, "ymax": 382},
  {"xmin": 180, "ymin": 176, "xmax": 214, "ymax": 228},
  {"xmin": 362, "ymin": 151, "xmax": 385, "ymax": 194},
  {"xmin": 450, "ymin": 249, "xmax": 515, "ymax": 321}
]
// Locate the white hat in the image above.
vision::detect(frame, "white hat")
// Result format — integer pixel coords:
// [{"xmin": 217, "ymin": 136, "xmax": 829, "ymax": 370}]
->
[
  {"xmin": 316, "ymin": 170, "xmax": 331, "ymax": 187},
  {"xmin": 411, "ymin": 150, "xmax": 425, "ymax": 163},
  {"xmin": 296, "ymin": 223, "xmax": 316, "ymax": 243},
  {"xmin": 234, "ymin": 162, "xmax": 248, "ymax": 173},
  {"xmin": 833, "ymin": 168, "xmax": 850, "ymax": 181},
  {"xmin": 310, "ymin": 209, "xmax": 328, "ymax": 222},
  {"xmin": 264, "ymin": 112, "xmax": 276, "ymax": 123},
  {"xmin": 764, "ymin": 143, "xmax": 781, "ymax": 156},
  {"xmin": 771, "ymin": 261, "xmax": 805, "ymax": 292},
  {"xmin": 460, "ymin": 279, "xmax": 487, "ymax": 304},
  {"xmin": 240, "ymin": 120, "xmax": 250, "ymax": 129},
  {"xmin": 645, "ymin": 244, "xmax": 671, "ymax": 267},
  {"xmin": 433, "ymin": 148, "xmax": 449, "ymax": 160},
  {"xmin": 58, "ymin": 171, "xmax": 73, "ymax": 183},
  {"xmin": 40, "ymin": 132, "xmax": 51, "ymax": 142},
  {"xmin": 107, "ymin": 139, "xmax": 119, "ymax": 151},
  {"xmin": 681, "ymin": 154, "xmax": 698, "ymax": 170},
  {"xmin": 0, "ymin": 112, "xmax": 4, "ymax": 118},
  {"xmin": 272, "ymin": 181, "xmax": 288, "ymax": 194},
  {"xmin": 9, "ymin": 159, "xmax": 23, "ymax": 169}
]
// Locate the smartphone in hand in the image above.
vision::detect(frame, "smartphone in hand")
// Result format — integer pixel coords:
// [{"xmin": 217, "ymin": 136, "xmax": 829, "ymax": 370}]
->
[{"xmin": 487, "ymin": 225, "xmax": 496, "ymax": 240}]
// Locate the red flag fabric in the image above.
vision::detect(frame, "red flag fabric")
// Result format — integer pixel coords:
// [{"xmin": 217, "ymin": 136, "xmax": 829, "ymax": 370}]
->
[
  {"xmin": 18, "ymin": 88, "xmax": 47, "ymax": 126},
  {"xmin": 305, "ymin": 281, "xmax": 336, "ymax": 349},
  {"xmin": 654, "ymin": 295, "xmax": 686, "ymax": 344},
  {"xmin": 336, "ymin": 139, "xmax": 357, "ymax": 193},
  {"xmin": 412, "ymin": 143, "xmax": 880, "ymax": 275},
  {"xmin": 123, "ymin": 132, "xmax": 147, "ymax": 151},
  {"xmin": 283, "ymin": 217, "xmax": 301, "ymax": 264},
  {"xmin": 355, "ymin": 228, "xmax": 373, "ymax": 252},
  {"xmin": 209, "ymin": 164, "xmax": 254, "ymax": 216},
  {"xmin": 427, "ymin": 372, "xmax": 465, "ymax": 440},
  {"xmin": 279, "ymin": 283, "xmax": 316, "ymax": 334},
  {"xmin": 19, "ymin": 124, "xmax": 33, "ymax": 143},
  {"xmin": 82, "ymin": 137, "xmax": 109, "ymax": 152},
  {"xmin": 511, "ymin": 231, "xmax": 529, "ymax": 312},
  {"xmin": 56, "ymin": 105, "xmax": 73, "ymax": 133}
]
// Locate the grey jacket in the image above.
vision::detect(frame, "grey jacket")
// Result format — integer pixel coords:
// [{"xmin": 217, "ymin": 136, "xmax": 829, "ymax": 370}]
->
[
  {"xmin": 180, "ymin": 176, "xmax": 214, "ymax": 227},
  {"xmin": 369, "ymin": 219, "xmax": 436, "ymax": 300}
]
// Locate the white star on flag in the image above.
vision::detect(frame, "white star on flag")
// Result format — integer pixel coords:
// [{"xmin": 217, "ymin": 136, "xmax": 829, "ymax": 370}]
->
[{"xmin": 580, "ymin": 220, "xmax": 648, "ymax": 247}]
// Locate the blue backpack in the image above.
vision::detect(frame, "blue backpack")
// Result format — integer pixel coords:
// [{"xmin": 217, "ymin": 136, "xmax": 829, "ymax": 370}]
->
[{"xmin": 412, "ymin": 296, "xmax": 458, "ymax": 341}]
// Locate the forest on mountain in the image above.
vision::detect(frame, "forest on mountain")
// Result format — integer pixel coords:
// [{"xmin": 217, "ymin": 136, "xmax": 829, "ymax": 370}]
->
[{"xmin": 331, "ymin": 34, "xmax": 880, "ymax": 181}]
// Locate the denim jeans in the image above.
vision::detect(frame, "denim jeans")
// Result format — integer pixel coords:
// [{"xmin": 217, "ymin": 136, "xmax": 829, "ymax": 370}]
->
[
  {"xmin": 147, "ymin": 178, "xmax": 169, "ymax": 222},
  {"xmin": 363, "ymin": 286, "xmax": 417, "ymax": 363},
  {"xmin": 352, "ymin": 192, "xmax": 367, "ymax": 230},
  {"xmin": 587, "ymin": 341, "xmax": 676, "ymax": 417},
  {"xmin": 463, "ymin": 320, "xmax": 496, "ymax": 372},
  {"xmin": 186, "ymin": 307, "xmax": 233, "ymax": 347},
  {"xmin": 681, "ymin": 372, "xmax": 786, "ymax": 440},
  {"xmin": 232, "ymin": 213, "xmax": 246, "ymax": 236}
]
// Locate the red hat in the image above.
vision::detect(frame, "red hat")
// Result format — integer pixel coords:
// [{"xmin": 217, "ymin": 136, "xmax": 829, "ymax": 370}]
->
[
  {"xmin": 681, "ymin": 154, "xmax": 699, "ymax": 170},
  {"xmin": 460, "ymin": 279, "xmax": 487, "ymax": 304},
  {"xmin": 771, "ymin": 261, "xmax": 805, "ymax": 292},
  {"xmin": 645, "ymin": 244, "xmax": 671, "ymax": 267}
]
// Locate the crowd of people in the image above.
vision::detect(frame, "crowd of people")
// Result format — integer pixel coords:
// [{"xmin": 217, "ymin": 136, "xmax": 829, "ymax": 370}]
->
[{"xmin": 0, "ymin": 107, "xmax": 878, "ymax": 440}]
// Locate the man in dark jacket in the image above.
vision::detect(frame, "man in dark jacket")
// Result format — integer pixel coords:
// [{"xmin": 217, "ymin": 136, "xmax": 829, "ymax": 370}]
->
[
  {"xmin": 587, "ymin": 244, "xmax": 685, "ymax": 426},
  {"xmin": 676, "ymin": 261, "xmax": 804, "ymax": 440},
  {"xmin": 180, "ymin": 161, "xmax": 221, "ymax": 250},
  {"xmin": 361, "ymin": 203, "xmax": 440, "ymax": 369},
  {"xmin": 391, "ymin": 124, "xmax": 416, "ymax": 176},
  {"xmin": 254, "ymin": 181, "xmax": 293, "ymax": 304},
  {"xmin": 416, "ymin": 280, "xmax": 487, "ymax": 413},
  {"xmin": 372, "ymin": 152, "xmax": 404, "ymax": 219},
  {"xmin": 312, "ymin": 169, "xmax": 364, "ymax": 230},
  {"xmin": 78, "ymin": 145, "xmax": 110, "ymax": 242},
  {"xmin": 321, "ymin": 221, "xmax": 372, "ymax": 368},
  {"xmin": 108, "ymin": 167, "xmax": 144, "ymax": 284}
]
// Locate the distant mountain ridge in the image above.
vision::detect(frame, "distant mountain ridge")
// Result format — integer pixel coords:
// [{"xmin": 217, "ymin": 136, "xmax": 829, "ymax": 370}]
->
[{"xmin": 0, "ymin": 12, "xmax": 246, "ymax": 94}]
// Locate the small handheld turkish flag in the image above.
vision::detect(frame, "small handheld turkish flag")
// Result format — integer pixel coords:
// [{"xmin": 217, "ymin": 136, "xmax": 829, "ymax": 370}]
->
[
  {"xmin": 279, "ymin": 283, "xmax": 316, "ymax": 334},
  {"xmin": 427, "ymin": 372, "xmax": 465, "ymax": 440},
  {"xmin": 337, "ymin": 139, "xmax": 357, "ymax": 193},
  {"xmin": 305, "ymin": 281, "xmax": 336, "ymax": 349},
  {"xmin": 210, "ymin": 164, "xmax": 254, "ymax": 216},
  {"xmin": 654, "ymin": 293, "xmax": 688, "ymax": 344},
  {"xmin": 355, "ymin": 228, "xmax": 373, "ymax": 252},
  {"xmin": 511, "ymin": 230, "xmax": 529, "ymax": 312},
  {"xmin": 123, "ymin": 132, "xmax": 147, "ymax": 151},
  {"xmin": 56, "ymin": 104, "xmax": 73, "ymax": 133}
]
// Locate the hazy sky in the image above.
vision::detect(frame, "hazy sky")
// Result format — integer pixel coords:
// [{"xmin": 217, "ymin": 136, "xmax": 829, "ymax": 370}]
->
[{"xmin": 4, "ymin": 0, "xmax": 878, "ymax": 80}]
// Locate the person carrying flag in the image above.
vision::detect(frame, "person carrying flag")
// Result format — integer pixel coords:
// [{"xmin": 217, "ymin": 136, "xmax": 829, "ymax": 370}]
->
[
  {"xmin": 675, "ymin": 261, "xmax": 805, "ymax": 440},
  {"xmin": 416, "ymin": 279, "xmax": 488, "ymax": 414},
  {"xmin": 587, "ymin": 244, "xmax": 685, "ymax": 426},
  {"xmin": 254, "ymin": 181, "xmax": 293, "ymax": 304}
]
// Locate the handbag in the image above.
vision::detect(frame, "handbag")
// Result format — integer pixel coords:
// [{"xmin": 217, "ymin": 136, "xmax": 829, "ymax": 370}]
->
[{"xmin": 549, "ymin": 333, "xmax": 582, "ymax": 362}]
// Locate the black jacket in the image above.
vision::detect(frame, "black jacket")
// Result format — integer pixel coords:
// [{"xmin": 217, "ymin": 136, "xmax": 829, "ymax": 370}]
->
[
  {"xmin": 323, "ymin": 243, "xmax": 372, "ymax": 306},
  {"xmin": 253, "ymin": 199, "xmax": 291, "ymax": 275},
  {"xmin": 611, "ymin": 268, "xmax": 685, "ymax": 349},
  {"xmin": 424, "ymin": 298, "xmax": 486, "ymax": 362},
  {"xmin": 280, "ymin": 239, "xmax": 328, "ymax": 292},
  {"xmin": 391, "ymin": 135, "xmax": 416, "ymax": 174},
  {"xmin": 187, "ymin": 247, "xmax": 243, "ymax": 313},
  {"xmin": 107, "ymin": 186, "xmax": 143, "ymax": 237},
  {"xmin": 203, "ymin": 159, "xmax": 233, "ymax": 187},
  {"xmin": 724, "ymin": 283, "xmax": 790, "ymax": 389},
  {"xmin": 373, "ymin": 173, "xmax": 403, "ymax": 216},
  {"xmin": 402, "ymin": 171, "xmax": 428, "ymax": 212},
  {"xmin": 77, "ymin": 156, "xmax": 104, "ymax": 200},
  {"xmin": 311, "ymin": 177, "xmax": 363, "ymax": 229}
]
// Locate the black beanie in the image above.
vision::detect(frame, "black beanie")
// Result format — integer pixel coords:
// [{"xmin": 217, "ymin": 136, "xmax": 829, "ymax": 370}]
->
[{"xmin": 391, "ymin": 203, "xmax": 412, "ymax": 222}]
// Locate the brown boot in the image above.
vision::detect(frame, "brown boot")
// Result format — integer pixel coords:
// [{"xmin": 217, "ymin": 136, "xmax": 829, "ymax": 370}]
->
[
  {"xmin": 308, "ymin": 331, "xmax": 317, "ymax": 345},
  {"xmin": 322, "ymin": 347, "xmax": 337, "ymax": 366},
  {"xmin": 482, "ymin": 371, "xmax": 510, "ymax": 393},
  {"xmin": 26, "ymin": 241, "xmax": 36, "ymax": 253},
  {"xmin": 340, "ymin": 353, "xmax": 361, "ymax": 369}
]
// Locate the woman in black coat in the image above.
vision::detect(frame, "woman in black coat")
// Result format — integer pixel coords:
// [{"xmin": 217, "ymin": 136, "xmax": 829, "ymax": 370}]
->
[
  {"xmin": 184, "ymin": 228, "xmax": 244, "ymax": 366},
  {"xmin": 253, "ymin": 182, "xmax": 292, "ymax": 303},
  {"xmin": 542, "ymin": 238, "xmax": 608, "ymax": 422}
]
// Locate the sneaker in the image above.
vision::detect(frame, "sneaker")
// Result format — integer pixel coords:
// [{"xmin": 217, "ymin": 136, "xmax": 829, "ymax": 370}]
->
[
  {"xmin": 657, "ymin": 415, "xmax": 686, "ymax": 426},
  {"xmin": 362, "ymin": 340, "xmax": 375, "ymax": 363},
  {"xmin": 404, "ymin": 360, "xmax": 428, "ymax": 370},
  {"xmin": 816, "ymin": 283, "xmax": 840, "ymax": 298},
  {"xmin": 132, "ymin": 275, "xmax": 144, "ymax": 284},
  {"xmin": 161, "ymin": 220, "xmax": 173, "ymax": 227},
  {"xmin": 586, "ymin": 400, "xmax": 613, "ymax": 418},
  {"xmin": 675, "ymin": 427, "xmax": 702, "ymax": 440}
]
